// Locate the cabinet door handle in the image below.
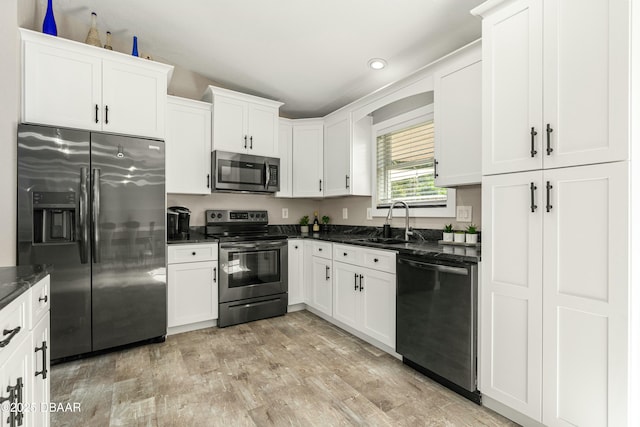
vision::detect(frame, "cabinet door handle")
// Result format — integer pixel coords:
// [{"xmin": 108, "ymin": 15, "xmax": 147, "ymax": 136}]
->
[
  {"xmin": 35, "ymin": 340, "xmax": 48, "ymax": 379},
  {"xmin": 354, "ymin": 273, "xmax": 358, "ymax": 290},
  {"xmin": 434, "ymin": 159, "xmax": 439, "ymax": 178},
  {"xmin": 105, "ymin": 105, "xmax": 109, "ymax": 124},
  {"xmin": 530, "ymin": 182, "xmax": 538, "ymax": 212},
  {"xmin": 546, "ymin": 181, "xmax": 553, "ymax": 212},
  {"xmin": 530, "ymin": 127, "xmax": 538, "ymax": 157},
  {"xmin": 359, "ymin": 274, "xmax": 364, "ymax": 291},
  {"xmin": 0, "ymin": 326, "xmax": 21, "ymax": 348},
  {"xmin": 244, "ymin": 135, "xmax": 248, "ymax": 149},
  {"xmin": 546, "ymin": 124, "xmax": 554, "ymax": 155},
  {"xmin": 294, "ymin": 245, "xmax": 298, "ymax": 249},
  {"xmin": 95, "ymin": 104, "xmax": 99, "ymax": 123},
  {"xmin": 39, "ymin": 295, "xmax": 48, "ymax": 303},
  {"xmin": 319, "ymin": 179, "xmax": 322, "ymax": 192},
  {"xmin": 207, "ymin": 174, "xmax": 210, "ymax": 189},
  {"xmin": 250, "ymin": 136, "xmax": 253, "ymax": 149},
  {"xmin": 213, "ymin": 267, "xmax": 217, "ymax": 283},
  {"xmin": 325, "ymin": 265, "xmax": 330, "ymax": 280},
  {"xmin": 345, "ymin": 175, "xmax": 350, "ymax": 189}
]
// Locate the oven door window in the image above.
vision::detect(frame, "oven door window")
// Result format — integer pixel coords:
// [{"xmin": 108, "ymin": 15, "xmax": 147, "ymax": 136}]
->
[
  {"xmin": 225, "ymin": 249, "xmax": 280, "ymax": 288},
  {"xmin": 218, "ymin": 159, "xmax": 265, "ymax": 186}
]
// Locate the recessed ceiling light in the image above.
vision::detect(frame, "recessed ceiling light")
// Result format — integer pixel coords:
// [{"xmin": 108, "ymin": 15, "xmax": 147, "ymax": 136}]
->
[{"xmin": 368, "ymin": 58, "xmax": 387, "ymax": 70}]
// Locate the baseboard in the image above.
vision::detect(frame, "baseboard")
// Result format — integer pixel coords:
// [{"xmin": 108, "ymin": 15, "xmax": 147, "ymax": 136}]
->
[
  {"xmin": 287, "ymin": 303, "xmax": 306, "ymax": 312},
  {"xmin": 482, "ymin": 395, "xmax": 544, "ymax": 427},
  {"xmin": 167, "ymin": 319, "xmax": 217, "ymax": 336}
]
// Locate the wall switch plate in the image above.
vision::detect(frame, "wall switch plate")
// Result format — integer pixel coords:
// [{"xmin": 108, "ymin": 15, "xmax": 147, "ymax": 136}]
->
[
  {"xmin": 282, "ymin": 208, "xmax": 288, "ymax": 219},
  {"xmin": 342, "ymin": 208, "xmax": 348, "ymax": 219},
  {"xmin": 456, "ymin": 206, "xmax": 472, "ymax": 222},
  {"xmin": 366, "ymin": 208, "xmax": 372, "ymax": 220}
]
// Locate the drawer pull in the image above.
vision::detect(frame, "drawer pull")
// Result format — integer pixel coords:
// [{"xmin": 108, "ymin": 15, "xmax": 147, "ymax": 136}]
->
[
  {"xmin": 0, "ymin": 326, "xmax": 21, "ymax": 348},
  {"xmin": 192, "ymin": 252, "xmax": 196, "ymax": 256},
  {"xmin": 39, "ymin": 295, "xmax": 48, "ymax": 303},
  {"xmin": 373, "ymin": 258, "xmax": 379, "ymax": 263},
  {"xmin": 35, "ymin": 340, "xmax": 48, "ymax": 379},
  {"xmin": 343, "ymin": 252, "xmax": 347, "ymax": 256},
  {"xmin": 318, "ymin": 248, "xmax": 322, "ymax": 252}
]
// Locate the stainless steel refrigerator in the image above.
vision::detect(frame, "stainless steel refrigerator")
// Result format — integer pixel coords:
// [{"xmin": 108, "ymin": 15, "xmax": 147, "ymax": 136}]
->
[{"xmin": 17, "ymin": 124, "xmax": 166, "ymax": 360}]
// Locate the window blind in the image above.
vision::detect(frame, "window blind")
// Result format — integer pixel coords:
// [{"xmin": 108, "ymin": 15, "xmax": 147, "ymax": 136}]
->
[{"xmin": 376, "ymin": 120, "xmax": 447, "ymax": 207}]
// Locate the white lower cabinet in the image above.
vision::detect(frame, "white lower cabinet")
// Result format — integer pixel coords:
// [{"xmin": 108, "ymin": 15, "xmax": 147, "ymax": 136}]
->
[
  {"xmin": 0, "ymin": 274, "xmax": 50, "ymax": 427},
  {"xmin": 167, "ymin": 244, "xmax": 219, "ymax": 330},
  {"xmin": 288, "ymin": 239, "xmax": 304, "ymax": 305},
  {"xmin": 303, "ymin": 240, "xmax": 332, "ymax": 317},
  {"xmin": 310, "ymin": 257, "xmax": 333, "ymax": 317},
  {"xmin": 482, "ymin": 161, "xmax": 628, "ymax": 425},
  {"xmin": 31, "ymin": 313, "xmax": 50, "ymax": 427},
  {"xmin": 332, "ymin": 245, "xmax": 396, "ymax": 349}
]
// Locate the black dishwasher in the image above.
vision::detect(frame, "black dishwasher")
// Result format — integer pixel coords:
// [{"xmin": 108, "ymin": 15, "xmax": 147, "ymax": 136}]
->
[{"xmin": 396, "ymin": 254, "xmax": 480, "ymax": 403}]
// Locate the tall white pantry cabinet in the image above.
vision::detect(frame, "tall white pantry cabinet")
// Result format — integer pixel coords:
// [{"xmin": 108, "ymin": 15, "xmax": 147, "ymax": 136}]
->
[{"xmin": 472, "ymin": 0, "xmax": 637, "ymax": 426}]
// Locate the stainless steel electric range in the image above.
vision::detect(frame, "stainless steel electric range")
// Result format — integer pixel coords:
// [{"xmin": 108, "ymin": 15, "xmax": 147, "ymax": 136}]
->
[{"xmin": 205, "ymin": 210, "xmax": 288, "ymax": 327}]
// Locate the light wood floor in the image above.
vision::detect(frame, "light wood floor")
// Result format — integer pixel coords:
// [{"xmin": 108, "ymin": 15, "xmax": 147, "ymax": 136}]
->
[{"xmin": 51, "ymin": 310, "xmax": 517, "ymax": 426}]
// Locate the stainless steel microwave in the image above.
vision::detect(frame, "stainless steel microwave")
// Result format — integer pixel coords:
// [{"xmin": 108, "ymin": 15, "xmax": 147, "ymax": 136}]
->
[{"xmin": 212, "ymin": 150, "xmax": 280, "ymax": 193}]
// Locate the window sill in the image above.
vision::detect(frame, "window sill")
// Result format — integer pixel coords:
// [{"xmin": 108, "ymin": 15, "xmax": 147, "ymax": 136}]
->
[{"xmin": 371, "ymin": 189, "xmax": 457, "ymax": 218}]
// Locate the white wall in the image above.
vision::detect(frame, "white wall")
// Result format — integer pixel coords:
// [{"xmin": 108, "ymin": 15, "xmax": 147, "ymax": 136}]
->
[
  {"xmin": 0, "ymin": 0, "xmax": 19, "ymax": 266},
  {"xmin": 319, "ymin": 185, "xmax": 481, "ymax": 230},
  {"xmin": 167, "ymin": 193, "xmax": 320, "ymax": 226}
]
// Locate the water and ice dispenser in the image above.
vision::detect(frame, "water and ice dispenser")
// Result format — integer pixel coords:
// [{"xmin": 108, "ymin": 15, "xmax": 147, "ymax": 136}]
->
[{"xmin": 32, "ymin": 191, "xmax": 76, "ymax": 244}]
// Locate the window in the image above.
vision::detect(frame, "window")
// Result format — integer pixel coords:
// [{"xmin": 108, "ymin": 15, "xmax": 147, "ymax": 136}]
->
[{"xmin": 374, "ymin": 107, "xmax": 447, "ymax": 208}]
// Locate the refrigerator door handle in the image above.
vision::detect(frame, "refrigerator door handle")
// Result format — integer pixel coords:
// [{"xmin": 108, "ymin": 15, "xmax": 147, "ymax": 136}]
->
[
  {"xmin": 79, "ymin": 167, "xmax": 90, "ymax": 264},
  {"xmin": 92, "ymin": 168, "xmax": 101, "ymax": 263}
]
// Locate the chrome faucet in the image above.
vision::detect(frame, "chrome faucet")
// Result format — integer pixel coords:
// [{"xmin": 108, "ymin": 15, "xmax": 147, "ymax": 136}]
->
[{"xmin": 385, "ymin": 201, "xmax": 413, "ymax": 241}]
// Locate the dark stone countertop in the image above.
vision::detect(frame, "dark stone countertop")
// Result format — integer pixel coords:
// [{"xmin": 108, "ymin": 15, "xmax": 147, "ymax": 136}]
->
[
  {"xmin": 270, "ymin": 225, "xmax": 481, "ymax": 263},
  {"xmin": 166, "ymin": 228, "xmax": 216, "ymax": 245},
  {"xmin": 165, "ymin": 225, "xmax": 480, "ymax": 263},
  {"xmin": 0, "ymin": 264, "xmax": 51, "ymax": 311}
]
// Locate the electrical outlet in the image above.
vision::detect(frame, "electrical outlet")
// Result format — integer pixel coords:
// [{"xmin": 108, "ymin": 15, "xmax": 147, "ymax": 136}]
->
[
  {"xmin": 282, "ymin": 208, "xmax": 288, "ymax": 219},
  {"xmin": 456, "ymin": 206, "xmax": 472, "ymax": 222},
  {"xmin": 366, "ymin": 208, "xmax": 372, "ymax": 220},
  {"xmin": 342, "ymin": 208, "xmax": 348, "ymax": 219}
]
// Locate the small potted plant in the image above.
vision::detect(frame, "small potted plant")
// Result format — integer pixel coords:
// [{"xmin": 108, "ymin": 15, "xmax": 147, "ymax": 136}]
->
[
  {"xmin": 321, "ymin": 215, "xmax": 330, "ymax": 233},
  {"xmin": 465, "ymin": 224, "xmax": 478, "ymax": 244},
  {"xmin": 299, "ymin": 215, "xmax": 310, "ymax": 234},
  {"xmin": 454, "ymin": 230, "xmax": 466, "ymax": 243},
  {"xmin": 443, "ymin": 224, "xmax": 454, "ymax": 242}
]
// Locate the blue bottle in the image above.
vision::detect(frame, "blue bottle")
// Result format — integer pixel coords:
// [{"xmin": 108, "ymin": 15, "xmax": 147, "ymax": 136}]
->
[
  {"xmin": 132, "ymin": 36, "xmax": 139, "ymax": 57},
  {"xmin": 42, "ymin": 0, "xmax": 57, "ymax": 36}
]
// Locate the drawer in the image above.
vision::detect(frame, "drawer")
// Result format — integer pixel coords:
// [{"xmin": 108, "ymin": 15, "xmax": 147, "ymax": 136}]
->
[
  {"xmin": 362, "ymin": 248, "xmax": 396, "ymax": 274},
  {"xmin": 312, "ymin": 241, "xmax": 332, "ymax": 259},
  {"xmin": 30, "ymin": 275, "xmax": 50, "ymax": 329},
  {"xmin": 333, "ymin": 244, "xmax": 363, "ymax": 265},
  {"xmin": 168, "ymin": 244, "xmax": 218, "ymax": 264},
  {"xmin": 0, "ymin": 294, "xmax": 28, "ymax": 366}
]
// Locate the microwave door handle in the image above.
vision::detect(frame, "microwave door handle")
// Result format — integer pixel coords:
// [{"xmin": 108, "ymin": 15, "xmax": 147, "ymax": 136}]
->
[{"xmin": 265, "ymin": 161, "xmax": 270, "ymax": 190}]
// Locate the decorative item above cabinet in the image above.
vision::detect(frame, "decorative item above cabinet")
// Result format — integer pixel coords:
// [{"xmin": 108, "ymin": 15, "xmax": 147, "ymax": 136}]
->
[
  {"xmin": 202, "ymin": 85, "xmax": 283, "ymax": 158},
  {"xmin": 20, "ymin": 29, "xmax": 173, "ymax": 139}
]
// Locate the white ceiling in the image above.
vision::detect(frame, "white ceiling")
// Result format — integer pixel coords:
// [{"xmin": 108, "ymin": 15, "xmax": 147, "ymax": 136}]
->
[{"xmin": 39, "ymin": 0, "xmax": 484, "ymax": 118}]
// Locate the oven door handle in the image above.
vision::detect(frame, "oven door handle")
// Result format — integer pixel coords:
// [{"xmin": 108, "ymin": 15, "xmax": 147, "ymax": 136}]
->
[{"xmin": 221, "ymin": 241, "xmax": 287, "ymax": 250}]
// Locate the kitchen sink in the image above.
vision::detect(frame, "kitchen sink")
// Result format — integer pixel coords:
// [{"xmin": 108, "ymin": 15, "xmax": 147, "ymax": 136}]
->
[{"xmin": 356, "ymin": 237, "xmax": 408, "ymax": 245}]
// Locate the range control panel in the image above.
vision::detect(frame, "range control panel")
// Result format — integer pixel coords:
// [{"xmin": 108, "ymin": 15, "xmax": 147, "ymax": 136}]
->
[{"xmin": 206, "ymin": 210, "xmax": 268, "ymax": 224}]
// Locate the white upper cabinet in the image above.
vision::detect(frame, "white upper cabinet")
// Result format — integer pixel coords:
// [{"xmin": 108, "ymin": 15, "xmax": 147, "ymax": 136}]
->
[
  {"xmin": 433, "ymin": 46, "xmax": 482, "ymax": 186},
  {"xmin": 291, "ymin": 119, "xmax": 324, "ymax": 198},
  {"xmin": 275, "ymin": 120, "xmax": 293, "ymax": 198},
  {"xmin": 323, "ymin": 111, "xmax": 372, "ymax": 197},
  {"xmin": 165, "ymin": 96, "xmax": 212, "ymax": 194},
  {"xmin": 21, "ymin": 29, "xmax": 173, "ymax": 139},
  {"xmin": 475, "ymin": 0, "xmax": 628, "ymax": 175},
  {"xmin": 203, "ymin": 85, "xmax": 283, "ymax": 157}
]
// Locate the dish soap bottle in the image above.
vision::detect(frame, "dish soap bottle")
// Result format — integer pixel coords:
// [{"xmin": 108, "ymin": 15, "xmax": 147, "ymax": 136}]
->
[{"xmin": 312, "ymin": 211, "xmax": 320, "ymax": 232}]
